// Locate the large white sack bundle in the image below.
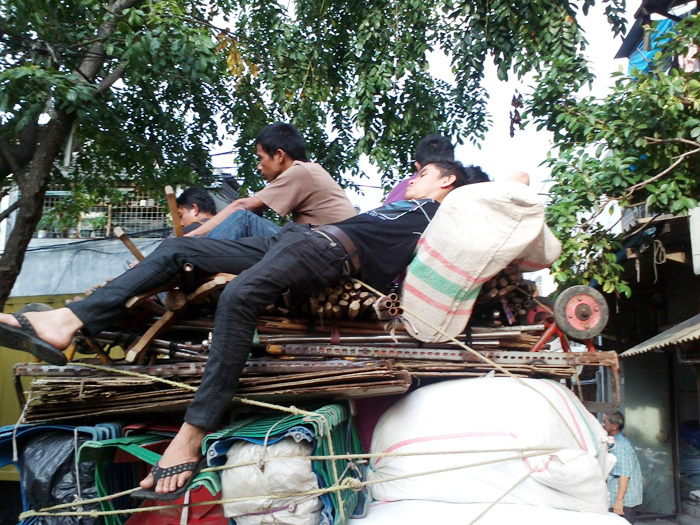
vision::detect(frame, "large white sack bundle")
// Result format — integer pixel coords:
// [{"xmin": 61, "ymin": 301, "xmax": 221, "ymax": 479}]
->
[
  {"xmin": 348, "ymin": 500, "xmax": 628, "ymax": 525},
  {"xmin": 367, "ymin": 377, "xmax": 614, "ymax": 513},
  {"xmin": 221, "ymin": 438, "xmax": 323, "ymax": 524},
  {"xmin": 401, "ymin": 181, "xmax": 561, "ymax": 343}
]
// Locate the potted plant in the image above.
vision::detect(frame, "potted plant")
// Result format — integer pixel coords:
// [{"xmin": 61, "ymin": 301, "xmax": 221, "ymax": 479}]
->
[
  {"xmin": 88, "ymin": 214, "xmax": 108, "ymax": 237},
  {"xmin": 36, "ymin": 215, "xmax": 52, "ymax": 238}
]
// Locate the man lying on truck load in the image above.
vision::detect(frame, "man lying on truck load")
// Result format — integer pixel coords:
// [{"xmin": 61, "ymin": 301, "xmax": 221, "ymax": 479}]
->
[
  {"xmin": 384, "ymin": 133, "xmax": 455, "ymax": 205},
  {"xmin": 190, "ymin": 122, "xmax": 357, "ymax": 240},
  {"xmin": 0, "ymin": 160, "xmax": 489, "ymax": 500}
]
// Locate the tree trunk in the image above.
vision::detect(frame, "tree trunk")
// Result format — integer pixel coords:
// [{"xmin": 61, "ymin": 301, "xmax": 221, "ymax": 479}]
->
[
  {"xmin": 0, "ymin": 112, "xmax": 75, "ymax": 309},
  {"xmin": 0, "ymin": 0, "xmax": 146, "ymax": 308}
]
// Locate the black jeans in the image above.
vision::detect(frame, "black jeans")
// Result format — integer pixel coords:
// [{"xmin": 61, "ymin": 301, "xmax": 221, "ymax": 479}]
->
[{"xmin": 68, "ymin": 223, "xmax": 349, "ymax": 429}]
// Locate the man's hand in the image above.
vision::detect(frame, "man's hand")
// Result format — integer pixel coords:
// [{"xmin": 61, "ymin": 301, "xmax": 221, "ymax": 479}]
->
[
  {"xmin": 186, "ymin": 197, "xmax": 267, "ymax": 237},
  {"xmin": 613, "ymin": 475, "xmax": 629, "ymax": 515}
]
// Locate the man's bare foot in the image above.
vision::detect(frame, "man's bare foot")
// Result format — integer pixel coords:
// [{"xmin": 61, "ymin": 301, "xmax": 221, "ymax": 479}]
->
[
  {"xmin": 140, "ymin": 422, "xmax": 207, "ymax": 494},
  {"xmin": 0, "ymin": 308, "xmax": 82, "ymax": 350}
]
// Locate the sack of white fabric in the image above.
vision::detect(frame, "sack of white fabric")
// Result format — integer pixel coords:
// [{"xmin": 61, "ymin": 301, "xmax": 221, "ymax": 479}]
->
[
  {"xmin": 366, "ymin": 377, "xmax": 614, "ymax": 513},
  {"xmin": 347, "ymin": 500, "xmax": 629, "ymax": 525},
  {"xmin": 401, "ymin": 180, "xmax": 561, "ymax": 343},
  {"xmin": 221, "ymin": 438, "xmax": 323, "ymax": 524}
]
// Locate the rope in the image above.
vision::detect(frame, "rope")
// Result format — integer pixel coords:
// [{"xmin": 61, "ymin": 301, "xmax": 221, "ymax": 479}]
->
[
  {"xmin": 467, "ymin": 469, "xmax": 536, "ymax": 524},
  {"xmin": 19, "ymin": 447, "xmax": 560, "ymax": 515},
  {"xmin": 352, "ymin": 278, "xmax": 586, "ymax": 450},
  {"xmin": 653, "ymin": 239, "xmax": 666, "ymax": 284},
  {"xmin": 19, "ymin": 448, "xmax": 560, "ymax": 519},
  {"xmin": 73, "ymin": 428, "xmax": 83, "ymax": 502},
  {"xmin": 13, "ymin": 394, "xmax": 38, "ymax": 462}
]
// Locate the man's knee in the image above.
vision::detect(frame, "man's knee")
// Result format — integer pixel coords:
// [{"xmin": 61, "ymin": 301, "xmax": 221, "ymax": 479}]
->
[{"xmin": 216, "ymin": 278, "xmax": 248, "ymax": 311}]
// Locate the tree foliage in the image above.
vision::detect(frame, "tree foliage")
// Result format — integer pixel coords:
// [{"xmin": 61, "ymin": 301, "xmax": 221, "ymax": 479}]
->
[
  {"xmin": 0, "ymin": 0, "xmax": 629, "ymax": 305},
  {"xmin": 527, "ymin": 14, "xmax": 700, "ymax": 296}
]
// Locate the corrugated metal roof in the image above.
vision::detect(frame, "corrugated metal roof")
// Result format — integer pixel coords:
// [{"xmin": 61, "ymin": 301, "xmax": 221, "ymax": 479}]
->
[{"xmin": 621, "ymin": 312, "xmax": 700, "ymax": 357}]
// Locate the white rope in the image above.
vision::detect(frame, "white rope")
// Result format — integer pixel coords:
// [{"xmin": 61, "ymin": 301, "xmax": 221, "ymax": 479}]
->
[
  {"xmin": 653, "ymin": 238, "xmax": 667, "ymax": 284},
  {"xmin": 19, "ymin": 448, "xmax": 560, "ymax": 520},
  {"xmin": 467, "ymin": 469, "xmax": 535, "ymax": 524},
  {"xmin": 12, "ymin": 393, "xmax": 38, "ymax": 462},
  {"xmin": 73, "ymin": 427, "xmax": 83, "ymax": 502}
]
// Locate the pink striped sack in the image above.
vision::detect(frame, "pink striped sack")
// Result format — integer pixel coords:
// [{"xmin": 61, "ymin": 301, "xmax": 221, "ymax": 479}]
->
[{"xmin": 401, "ymin": 181, "xmax": 561, "ymax": 343}]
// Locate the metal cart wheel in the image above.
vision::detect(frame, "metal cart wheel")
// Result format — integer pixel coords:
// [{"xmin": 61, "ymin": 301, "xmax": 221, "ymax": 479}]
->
[{"xmin": 554, "ymin": 285, "xmax": 609, "ymax": 340}]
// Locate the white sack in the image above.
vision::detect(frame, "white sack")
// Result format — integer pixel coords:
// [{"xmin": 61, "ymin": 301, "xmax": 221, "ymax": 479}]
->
[
  {"xmin": 367, "ymin": 377, "xmax": 613, "ymax": 513},
  {"xmin": 348, "ymin": 500, "xmax": 629, "ymax": 525},
  {"xmin": 221, "ymin": 438, "xmax": 323, "ymax": 524},
  {"xmin": 402, "ymin": 181, "xmax": 562, "ymax": 343}
]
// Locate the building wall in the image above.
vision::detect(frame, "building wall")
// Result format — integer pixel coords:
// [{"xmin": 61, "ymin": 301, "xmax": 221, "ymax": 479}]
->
[
  {"xmin": 623, "ymin": 352, "xmax": 676, "ymax": 515},
  {"xmin": 11, "ymin": 237, "xmax": 161, "ymax": 297}
]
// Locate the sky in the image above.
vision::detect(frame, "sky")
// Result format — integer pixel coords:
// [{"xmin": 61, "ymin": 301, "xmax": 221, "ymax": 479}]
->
[{"xmin": 344, "ymin": 2, "xmax": 635, "ymax": 212}]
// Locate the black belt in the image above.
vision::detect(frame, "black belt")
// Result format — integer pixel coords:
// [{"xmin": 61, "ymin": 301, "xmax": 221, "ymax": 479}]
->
[{"xmin": 313, "ymin": 225, "xmax": 361, "ymax": 275}]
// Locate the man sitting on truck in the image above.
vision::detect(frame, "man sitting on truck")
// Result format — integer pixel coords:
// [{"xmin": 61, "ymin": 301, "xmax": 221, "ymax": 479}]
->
[
  {"xmin": 176, "ymin": 187, "xmax": 217, "ymax": 234},
  {"xmin": 190, "ymin": 122, "xmax": 356, "ymax": 240},
  {"xmin": 0, "ymin": 160, "xmax": 489, "ymax": 500}
]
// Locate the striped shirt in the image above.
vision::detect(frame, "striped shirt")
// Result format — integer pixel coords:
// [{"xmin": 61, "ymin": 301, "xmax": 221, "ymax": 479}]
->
[{"xmin": 608, "ymin": 433, "xmax": 643, "ymax": 507}]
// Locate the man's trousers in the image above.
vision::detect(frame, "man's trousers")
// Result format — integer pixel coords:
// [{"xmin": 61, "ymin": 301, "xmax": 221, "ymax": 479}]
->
[
  {"xmin": 206, "ymin": 210, "xmax": 281, "ymax": 241},
  {"xmin": 67, "ymin": 223, "xmax": 349, "ymax": 429}
]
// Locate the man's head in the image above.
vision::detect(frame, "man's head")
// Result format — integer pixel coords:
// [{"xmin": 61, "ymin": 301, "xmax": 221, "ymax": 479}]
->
[
  {"xmin": 603, "ymin": 411, "xmax": 625, "ymax": 436},
  {"xmin": 176, "ymin": 187, "xmax": 217, "ymax": 228},
  {"xmin": 414, "ymin": 134, "xmax": 455, "ymax": 171},
  {"xmin": 405, "ymin": 161, "xmax": 489, "ymax": 202},
  {"xmin": 255, "ymin": 123, "xmax": 308, "ymax": 182}
]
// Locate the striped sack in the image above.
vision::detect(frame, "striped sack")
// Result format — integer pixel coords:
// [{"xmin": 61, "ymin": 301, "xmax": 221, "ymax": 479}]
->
[{"xmin": 401, "ymin": 181, "xmax": 561, "ymax": 343}]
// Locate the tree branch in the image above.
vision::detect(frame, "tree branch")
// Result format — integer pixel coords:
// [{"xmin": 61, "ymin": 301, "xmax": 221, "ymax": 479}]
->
[
  {"xmin": 625, "ymin": 145, "xmax": 700, "ymax": 196},
  {"xmin": 645, "ymin": 136, "xmax": 700, "ymax": 148},
  {"xmin": 95, "ymin": 64, "xmax": 126, "ymax": 94},
  {"xmin": 76, "ymin": 0, "xmax": 143, "ymax": 82},
  {"xmin": 0, "ymin": 200, "xmax": 20, "ymax": 224}
]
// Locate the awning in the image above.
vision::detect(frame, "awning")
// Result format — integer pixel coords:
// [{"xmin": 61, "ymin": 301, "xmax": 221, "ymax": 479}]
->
[{"xmin": 621, "ymin": 312, "xmax": 700, "ymax": 357}]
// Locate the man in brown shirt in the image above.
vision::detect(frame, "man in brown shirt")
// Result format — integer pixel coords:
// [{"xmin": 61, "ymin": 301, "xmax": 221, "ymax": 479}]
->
[{"xmin": 188, "ymin": 123, "xmax": 356, "ymax": 240}]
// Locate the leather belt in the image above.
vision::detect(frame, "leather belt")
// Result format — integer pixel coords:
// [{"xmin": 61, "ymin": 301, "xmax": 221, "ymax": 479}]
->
[{"xmin": 313, "ymin": 224, "xmax": 361, "ymax": 275}]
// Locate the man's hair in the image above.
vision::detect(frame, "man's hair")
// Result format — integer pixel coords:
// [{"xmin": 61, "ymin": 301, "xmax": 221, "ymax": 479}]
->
[
  {"xmin": 415, "ymin": 134, "xmax": 455, "ymax": 166},
  {"xmin": 256, "ymin": 122, "xmax": 308, "ymax": 161},
  {"xmin": 176, "ymin": 187, "xmax": 217, "ymax": 215},
  {"xmin": 429, "ymin": 161, "xmax": 490, "ymax": 189},
  {"xmin": 608, "ymin": 411, "xmax": 625, "ymax": 431}
]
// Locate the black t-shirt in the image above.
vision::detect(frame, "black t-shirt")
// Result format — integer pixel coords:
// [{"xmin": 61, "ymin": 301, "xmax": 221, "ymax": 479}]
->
[{"xmin": 335, "ymin": 199, "xmax": 439, "ymax": 290}]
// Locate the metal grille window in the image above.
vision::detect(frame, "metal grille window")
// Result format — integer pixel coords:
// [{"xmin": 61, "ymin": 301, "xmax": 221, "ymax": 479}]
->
[
  {"xmin": 109, "ymin": 193, "xmax": 170, "ymax": 237},
  {"xmin": 38, "ymin": 189, "xmax": 171, "ymax": 239}
]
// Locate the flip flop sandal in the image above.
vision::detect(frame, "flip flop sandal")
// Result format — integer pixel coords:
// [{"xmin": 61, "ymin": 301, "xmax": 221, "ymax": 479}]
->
[
  {"xmin": 132, "ymin": 457, "xmax": 207, "ymax": 501},
  {"xmin": 0, "ymin": 313, "xmax": 67, "ymax": 365}
]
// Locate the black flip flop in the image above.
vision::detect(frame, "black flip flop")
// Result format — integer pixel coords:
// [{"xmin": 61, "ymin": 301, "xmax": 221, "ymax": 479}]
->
[
  {"xmin": 0, "ymin": 313, "xmax": 67, "ymax": 365},
  {"xmin": 132, "ymin": 457, "xmax": 207, "ymax": 501}
]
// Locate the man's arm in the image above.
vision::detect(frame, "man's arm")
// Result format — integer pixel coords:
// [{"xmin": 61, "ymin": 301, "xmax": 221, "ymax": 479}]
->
[
  {"xmin": 613, "ymin": 476, "xmax": 629, "ymax": 515},
  {"xmin": 185, "ymin": 196, "xmax": 267, "ymax": 237}
]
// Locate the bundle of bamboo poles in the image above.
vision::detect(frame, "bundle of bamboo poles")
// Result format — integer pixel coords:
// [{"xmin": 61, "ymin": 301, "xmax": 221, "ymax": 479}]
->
[
  {"xmin": 474, "ymin": 263, "xmax": 540, "ymax": 327},
  {"xmin": 265, "ymin": 278, "xmax": 386, "ymax": 321}
]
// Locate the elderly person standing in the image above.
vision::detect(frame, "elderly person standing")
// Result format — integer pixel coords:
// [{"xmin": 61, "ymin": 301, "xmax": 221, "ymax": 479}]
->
[{"xmin": 604, "ymin": 411, "xmax": 643, "ymax": 523}]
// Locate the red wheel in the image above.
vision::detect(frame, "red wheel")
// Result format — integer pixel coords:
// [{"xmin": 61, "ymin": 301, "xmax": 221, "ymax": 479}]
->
[{"xmin": 554, "ymin": 285, "xmax": 609, "ymax": 340}]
